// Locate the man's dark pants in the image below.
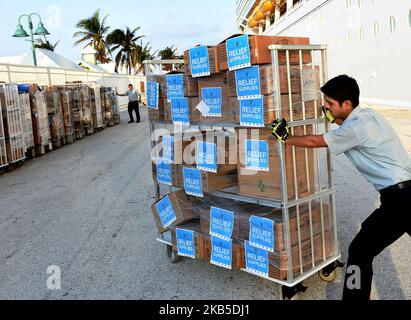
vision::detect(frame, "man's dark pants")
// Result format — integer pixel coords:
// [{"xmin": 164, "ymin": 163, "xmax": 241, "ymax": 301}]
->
[
  {"xmin": 342, "ymin": 185, "xmax": 411, "ymax": 300},
  {"xmin": 128, "ymin": 101, "xmax": 140, "ymax": 123}
]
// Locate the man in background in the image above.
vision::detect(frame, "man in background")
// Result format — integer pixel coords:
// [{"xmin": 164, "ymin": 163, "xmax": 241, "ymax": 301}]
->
[{"xmin": 116, "ymin": 84, "xmax": 141, "ymax": 123}]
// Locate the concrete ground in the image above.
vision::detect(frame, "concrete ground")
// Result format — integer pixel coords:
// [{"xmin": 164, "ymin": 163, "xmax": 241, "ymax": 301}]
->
[{"xmin": 0, "ymin": 106, "xmax": 410, "ymax": 300}]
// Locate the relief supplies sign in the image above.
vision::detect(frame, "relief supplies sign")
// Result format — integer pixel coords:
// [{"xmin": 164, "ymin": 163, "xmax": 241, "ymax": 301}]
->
[
  {"xmin": 235, "ymin": 66, "xmax": 261, "ymax": 100},
  {"xmin": 245, "ymin": 240, "xmax": 269, "ymax": 277},
  {"xmin": 226, "ymin": 34, "xmax": 251, "ymax": 71},
  {"xmin": 155, "ymin": 158, "xmax": 172, "ymax": 186},
  {"xmin": 155, "ymin": 195, "xmax": 177, "ymax": 229},
  {"xmin": 240, "ymin": 97, "xmax": 264, "ymax": 127},
  {"xmin": 147, "ymin": 81, "xmax": 159, "ymax": 110},
  {"xmin": 210, "ymin": 236, "xmax": 233, "ymax": 270},
  {"xmin": 162, "ymin": 135, "xmax": 174, "ymax": 161},
  {"xmin": 196, "ymin": 141, "xmax": 217, "ymax": 173},
  {"xmin": 210, "ymin": 207, "xmax": 234, "ymax": 241},
  {"xmin": 166, "ymin": 74, "xmax": 184, "ymax": 102},
  {"xmin": 244, "ymin": 140, "xmax": 269, "ymax": 171},
  {"xmin": 176, "ymin": 228, "xmax": 195, "ymax": 259},
  {"xmin": 189, "ymin": 45, "xmax": 210, "ymax": 77},
  {"xmin": 171, "ymin": 97, "xmax": 190, "ymax": 126},
  {"xmin": 183, "ymin": 167, "xmax": 203, "ymax": 197},
  {"xmin": 201, "ymin": 87, "xmax": 222, "ymax": 117},
  {"xmin": 249, "ymin": 216, "xmax": 275, "ymax": 252}
]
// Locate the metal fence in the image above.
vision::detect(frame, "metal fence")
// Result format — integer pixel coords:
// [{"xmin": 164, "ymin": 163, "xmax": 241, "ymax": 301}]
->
[{"xmin": 0, "ymin": 63, "xmax": 147, "ymax": 110}]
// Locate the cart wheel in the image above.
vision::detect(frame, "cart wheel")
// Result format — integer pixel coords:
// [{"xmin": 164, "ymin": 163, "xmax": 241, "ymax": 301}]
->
[
  {"xmin": 282, "ymin": 283, "xmax": 307, "ymax": 300},
  {"xmin": 166, "ymin": 245, "xmax": 179, "ymax": 264},
  {"xmin": 318, "ymin": 269, "xmax": 336, "ymax": 282}
]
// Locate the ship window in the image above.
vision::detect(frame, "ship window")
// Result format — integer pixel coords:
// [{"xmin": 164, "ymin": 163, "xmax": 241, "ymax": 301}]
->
[
  {"xmin": 359, "ymin": 27, "xmax": 365, "ymax": 40},
  {"xmin": 409, "ymin": 10, "xmax": 411, "ymax": 27},
  {"xmin": 389, "ymin": 16, "xmax": 396, "ymax": 33},
  {"xmin": 347, "ymin": 31, "xmax": 353, "ymax": 43},
  {"xmin": 345, "ymin": 0, "xmax": 352, "ymax": 12},
  {"xmin": 373, "ymin": 22, "xmax": 379, "ymax": 38}
]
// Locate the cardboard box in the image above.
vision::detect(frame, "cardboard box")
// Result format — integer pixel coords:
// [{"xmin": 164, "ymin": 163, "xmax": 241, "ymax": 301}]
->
[
  {"xmin": 231, "ymin": 94, "xmax": 322, "ymax": 124},
  {"xmin": 237, "ymin": 127, "xmax": 315, "ymax": 200},
  {"xmin": 151, "ymin": 160, "xmax": 179, "ymax": 186},
  {"xmin": 193, "ymin": 73, "xmax": 234, "ymax": 123},
  {"xmin": 148, "ymin": 97, "xmax": 165, "ymax": 121},
  {"xmin": 235, "ymin": 229, "xmax": 334, "ymax": 280},
  {"xmin": 170, "ymin": 220, "xmax": 206, "ymax": 259},
  {"xmin": 198, "ymin": 199, "xmax": 331, "ymax": 252},
  {"xmin": 228, "ymin": 65, "xmax": 319, "ymax": 97},
  {"xmin": 147, "ymin": 75, "xmax": 167, "ymax": 99},
  {"xmin": 184, "ymin": 46, "xmax": 220, "ymax": 76},
  {"xmin": 151, "ymin": 190, "xmax": 200, "ymax": 234},
  {"xmin": 200, "ymin": 234, "xmax": 245, "ymax": 270},
  {"xmin": 175, "ymin": 164, "xmax": 238, "ymax": 193},
  {"xmin": 217, "ymin": 35, "xmax": 311, "ymax": 71}
]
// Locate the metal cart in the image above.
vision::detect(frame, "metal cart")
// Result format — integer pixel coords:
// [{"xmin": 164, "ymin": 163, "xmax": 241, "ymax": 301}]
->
[
  {"xmin": 0, "ymin": 83, "xmax": 26, "ymax": 166},
  {"xmin": 145, "ymin": 44, "xmax": 344, "ymax": 300}
]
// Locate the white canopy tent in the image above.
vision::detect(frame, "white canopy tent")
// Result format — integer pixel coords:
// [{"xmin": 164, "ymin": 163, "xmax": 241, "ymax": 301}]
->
[{"xmin": 0, "ymin": 48, "xmax": 85, "ymax": 71}]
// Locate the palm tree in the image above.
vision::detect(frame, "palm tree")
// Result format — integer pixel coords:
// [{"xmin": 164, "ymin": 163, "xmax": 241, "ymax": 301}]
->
[
  {"xmin": 106, "ymin": 27, "xmax": 144, "ymax": 74},
  {"xmin": 158, "ymin": 46, "xmax": 184, "ymax": 71},
  {"xmin": 73, "ymin": 9, "xmax": 111, "ymax": 64},
  {"xmin": 34, "ymin": 37, "xmax": 60, "ymax": 51},
  {"xmin": 131, "ymin": 41, "xmax": 156, "ymax": 75}
]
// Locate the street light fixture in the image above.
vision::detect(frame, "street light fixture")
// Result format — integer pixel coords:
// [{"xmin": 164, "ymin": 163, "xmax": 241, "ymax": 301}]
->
[{"xmin": 12, "ymin": 13, "xmax": 50, "ymax": 66}]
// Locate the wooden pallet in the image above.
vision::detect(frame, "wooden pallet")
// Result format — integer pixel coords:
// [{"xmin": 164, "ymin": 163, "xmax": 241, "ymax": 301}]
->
[{"xmin": 35, "ymin": 143, "xmax": 53, "ymax": 157}]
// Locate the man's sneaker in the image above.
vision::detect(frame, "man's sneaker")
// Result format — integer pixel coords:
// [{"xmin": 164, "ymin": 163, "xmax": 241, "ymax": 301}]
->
[{"xmin": 128, "ymin": 120, "xmax": 134, "ymax": 124}]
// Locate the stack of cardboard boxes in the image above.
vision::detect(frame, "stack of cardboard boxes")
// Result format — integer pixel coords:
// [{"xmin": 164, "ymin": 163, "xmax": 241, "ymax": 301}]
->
[
  {"xmin": 150, "ymin": 34, "xmax": 331, "ymax": 280},
  {"xmin": 45, "ymin": 86, "xmax": 66, "ymax": 149},
  {"xmin": 18, "ymin": 89, "xmax": 35, "ymax": 157},
  {"xmin": 0, "ymin": 84, "xmax": 25, "ymax": 163}
]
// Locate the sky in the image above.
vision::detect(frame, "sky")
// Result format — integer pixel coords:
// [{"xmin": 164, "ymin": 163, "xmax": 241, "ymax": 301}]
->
[{"xmin": 0, "ymin": 0, "xmax": 238, "ymax": 62}]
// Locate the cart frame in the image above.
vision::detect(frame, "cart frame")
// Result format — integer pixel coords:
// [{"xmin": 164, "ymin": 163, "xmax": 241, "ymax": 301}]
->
[{"xmin": 146, "ymin": 44, "xmax": 342, "ymax": 297}]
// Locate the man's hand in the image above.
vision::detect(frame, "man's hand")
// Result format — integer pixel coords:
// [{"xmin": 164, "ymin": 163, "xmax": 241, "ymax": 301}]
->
[{"xmin": 271, "ymin": 119, "xmax": 290, "ymax": 143}]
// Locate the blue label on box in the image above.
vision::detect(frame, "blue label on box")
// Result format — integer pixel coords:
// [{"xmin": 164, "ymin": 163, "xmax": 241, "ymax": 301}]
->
[
  {"xmin": 240, "ymin": 97, "xmax": 264, "ymax": 127},
  {"xmin": 210, "ymin": 207, "xmax": 235, "ymax": 241},
  {"xmin": 201, "ymin": 87, "xmax": 222, "ymax": 117},
  {"xmin": 183, "ymin": 167, "xmax": 203, "ymax": 197},
  {"xmin": 226, "ymin": 34, "xmax": 251, "ymax": 71},
  {"xmin": 155, "ymin": 195, "xmax": 177, "ymax": 229},
  {"xmin": 162, "ymin": 135, "xmax": 174, "ymax": 161},
  {"xmin": 189, "ymin": 46, "xmax": 211, "ymax": 77},
  {"xmin": 235, "ymin": 66, "xmax": 261, "ymax": 100},
  {"xmin": 156, "ymin": 158, "xmax": 172, "ymax": 186},
  {"xmin": 176, "ymin": 228, "xmax": 195, "ymax": 259},
  {"xmin": 245, "ymin": 241, "xmax": 269, "ymax": 277},
  {"xmin": 147, "ymin": 81, "xmax": 159, "ymax": 110},
  {"xmin": 249, "ymin": 216, "xmax": 275, "ymax": 252},
  {"xmin": 210, "ymin": 236, "xmax": 232, "ymax": 270},
  {"xmin": 171, "ymin": 98, "xmax": 190, "ymax": 125},
  {"xmin": 244, "ymin": 140, "xmax": 269, "ymax": 171},
  {"xmin": 196, "ymin": 141, "xmax": 217, "ymax": 173},
  {"xmin": 166, "ymin": 74, "xmax": 184, "ymax": 101}
]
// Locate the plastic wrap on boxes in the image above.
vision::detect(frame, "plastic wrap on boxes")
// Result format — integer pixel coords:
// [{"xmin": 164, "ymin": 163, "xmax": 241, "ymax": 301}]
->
[
  {"xmin": 29, "ymin": 85, "xmax": 51, "ymax": 147},
  {"xmin": 45, "ymin": 87, "xmax": 65, "ymax": 147},
  {"xmin": 0, "ymin": 84, "xmax": 25, "ymax": 162},
  {"xmin": 18, "ymin": 92, "xmax": 34, "ymax": 150}
]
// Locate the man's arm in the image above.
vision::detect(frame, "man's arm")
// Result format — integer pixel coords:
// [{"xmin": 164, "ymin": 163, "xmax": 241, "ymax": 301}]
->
[
  {"xmin": 285, "ymin": 135, "xmax": 328, "ymax": 148},
  {"xmin": 116, "ymin": 88, "xmax": 127, "ymax": 96}
]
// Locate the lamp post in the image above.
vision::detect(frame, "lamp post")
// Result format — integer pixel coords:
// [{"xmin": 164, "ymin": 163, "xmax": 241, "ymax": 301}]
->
[{"xmin": 12, "ymin": 13, "xmax": 50, "ymax": 67}]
